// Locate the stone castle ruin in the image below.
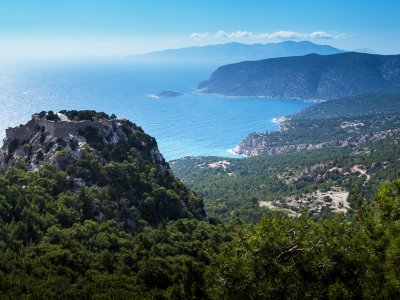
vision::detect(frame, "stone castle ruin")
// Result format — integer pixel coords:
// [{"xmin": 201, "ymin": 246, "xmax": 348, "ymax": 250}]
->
[{"xmin": 5, "ymin": 114, "xmax": 113, "ymax": 142}]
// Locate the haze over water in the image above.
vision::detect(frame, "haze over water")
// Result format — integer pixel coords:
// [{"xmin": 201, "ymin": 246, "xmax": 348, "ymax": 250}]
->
[{"xmin": 0, "ymin": 61, "xmax": 311, "ymax": 160}]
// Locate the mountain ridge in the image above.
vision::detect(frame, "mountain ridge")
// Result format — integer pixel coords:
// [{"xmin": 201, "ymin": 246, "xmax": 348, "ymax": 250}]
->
[{"xmin": 198, "ymin": 52, "xmax": 400, "ymax": 101}]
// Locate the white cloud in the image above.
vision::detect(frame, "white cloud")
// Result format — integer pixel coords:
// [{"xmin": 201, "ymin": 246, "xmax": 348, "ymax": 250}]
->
[
  {"xmin": 214, "ymin": 30, "xmax": 253, "ymax": 38},
  {"xmin": 264, "ymin": 31, "xmax": 305, "ymax": 39},
  {"xmin": 309, "ymin": 31, "xmax": 332, "ymax": 39},
  {"xmin": 214, "ymin": 30, "xmax": 229, "ymax": 38},
  {"xmin": 190, "ymin": 30, "xmax": 354, "ymax": 41},
  {"xmin": 190, "ymin": 32, "xmax": 209, "ymax": 39}
]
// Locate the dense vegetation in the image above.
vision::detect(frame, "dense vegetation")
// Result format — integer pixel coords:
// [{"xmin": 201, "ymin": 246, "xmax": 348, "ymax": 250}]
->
[
  {"xmin": 58, "ymin": 110, "xmax": 117, "ymax": 121},
  {"xmin": 0, "ymin": 162, "xmax": 399, "ymax": 298}
]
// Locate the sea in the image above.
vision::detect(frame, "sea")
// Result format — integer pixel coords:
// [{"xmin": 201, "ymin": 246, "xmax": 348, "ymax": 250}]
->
[{"xmin": 0, "ymin": 60, "xmax": 312, "ymax": 160}]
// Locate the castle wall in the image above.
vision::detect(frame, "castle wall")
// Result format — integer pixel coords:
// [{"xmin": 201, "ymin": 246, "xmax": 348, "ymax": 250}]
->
[
  {"xmin": 5, "ymin": 118, "xmax": 38, "ymax": 142},
  {"xmin": 53, "ymin": 120, "xmax": 97, "ymax": 138}
]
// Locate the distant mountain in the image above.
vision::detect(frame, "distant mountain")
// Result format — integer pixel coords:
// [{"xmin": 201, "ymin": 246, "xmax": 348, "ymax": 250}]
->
[
  {"xmin": 353, "ymin": 48, "xmax": 376, "ymax": 54},
  {"xmin": 129, "ymin": 41, "xmax": 345, "ymax": 64},
  {"xmin": 198, "ymin": 52, "xmax": 400, "ymax": 101}
]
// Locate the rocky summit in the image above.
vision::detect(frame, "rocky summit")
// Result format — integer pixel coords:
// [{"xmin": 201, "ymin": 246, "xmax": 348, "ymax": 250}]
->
[{"xmin": 1, "ymin": 111, "xmax": 165, "ymax": 171}]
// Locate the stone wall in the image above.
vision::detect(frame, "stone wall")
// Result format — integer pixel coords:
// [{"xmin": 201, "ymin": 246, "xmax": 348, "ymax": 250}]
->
[
  {"xmin": 5, "ymin": 118, "xmax": 38, "ymax": 142},
  {"xmin": 49, "ymin": 119, "xmax": 112, "ymax": 138}
]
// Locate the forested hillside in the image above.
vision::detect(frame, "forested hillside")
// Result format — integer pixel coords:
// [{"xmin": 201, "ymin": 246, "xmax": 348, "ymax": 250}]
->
[
  {"xmin": 1, "ymin": 165, "xmax": 400, "ymax": 298},
  {"xmin": 1, "ymin": 110, "xmax": 400, "ymax": 298}
]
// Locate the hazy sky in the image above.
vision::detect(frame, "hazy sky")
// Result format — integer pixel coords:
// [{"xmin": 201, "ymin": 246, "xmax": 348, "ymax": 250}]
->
[{"xmin": 0, "ymin": 0, "xmax": 399, "ymax": 59}]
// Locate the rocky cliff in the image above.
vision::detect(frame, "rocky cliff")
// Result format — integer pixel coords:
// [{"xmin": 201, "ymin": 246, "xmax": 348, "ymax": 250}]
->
[{"xmin": 198, "ymin": 53, "xmax": 400, "ymax": 101}]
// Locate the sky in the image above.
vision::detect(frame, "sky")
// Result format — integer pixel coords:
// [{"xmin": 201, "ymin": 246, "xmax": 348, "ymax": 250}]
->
[{"xmin": 0, "ymin": 0, "xmax": 399, "ymax": 59}]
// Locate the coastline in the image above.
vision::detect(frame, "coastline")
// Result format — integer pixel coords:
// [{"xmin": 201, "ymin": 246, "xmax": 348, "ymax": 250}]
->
[
  {"xmin": 231, "ymin": 115, "xmax": 290, "ymax": 158},
  {"xmin": 226, "ymin": 148, "xmax": 245, "ymax": 158}
]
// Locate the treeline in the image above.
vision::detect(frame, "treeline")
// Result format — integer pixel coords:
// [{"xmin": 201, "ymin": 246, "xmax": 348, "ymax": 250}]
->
[{"xmin": 37, "ymin": 110, "xmax": 117, "ymax": 122}]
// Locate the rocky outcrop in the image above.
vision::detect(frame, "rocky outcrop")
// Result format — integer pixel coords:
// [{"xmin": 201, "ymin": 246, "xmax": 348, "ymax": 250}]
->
[{"xmin": 0, "ymin": 113, "xmax": 167, "ymax": 172}]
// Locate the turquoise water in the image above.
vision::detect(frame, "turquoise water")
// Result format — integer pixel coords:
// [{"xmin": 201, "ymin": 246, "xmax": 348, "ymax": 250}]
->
[{"xmin": 0, "ymin": 61, "xmax": 312, "ymax": 160}]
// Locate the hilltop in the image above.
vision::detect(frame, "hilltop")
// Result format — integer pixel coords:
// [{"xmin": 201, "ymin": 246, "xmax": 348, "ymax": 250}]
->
[
  {"xmin": 198, "ymin": 52, "xmax": 400, "ymax": 100},
  {"xmin": 0, "ymin": 110, "xmax": 206, "ymax": 230}
]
